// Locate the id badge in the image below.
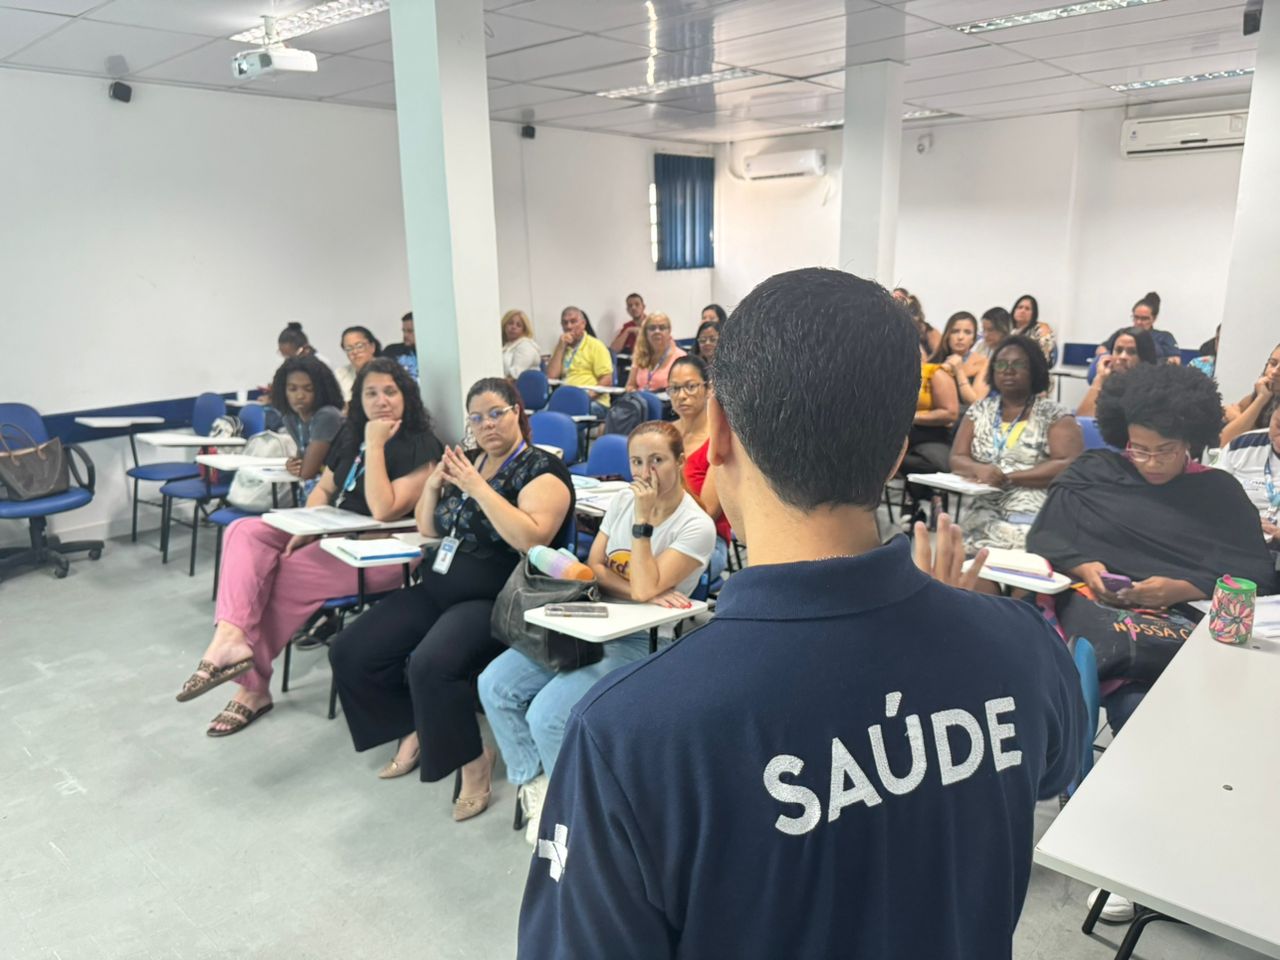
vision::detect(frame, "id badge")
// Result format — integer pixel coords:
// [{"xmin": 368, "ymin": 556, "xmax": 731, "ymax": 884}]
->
[{"xmin": 432, "ymin": 536, "xmax": 460, "ymax": 575}]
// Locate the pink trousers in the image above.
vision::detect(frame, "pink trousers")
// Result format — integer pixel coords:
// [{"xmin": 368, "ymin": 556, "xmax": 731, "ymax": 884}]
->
[{"xmin": 214, "ymin": 517, "xmax": 412, "ymax": 693}]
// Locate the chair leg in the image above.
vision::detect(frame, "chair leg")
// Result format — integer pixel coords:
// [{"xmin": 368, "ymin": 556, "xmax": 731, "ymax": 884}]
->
[
  {"xmin": 452, "ymin": 768, "xmax": 462, "ymax": 803},
  {"xmin": 282, "ymin": 641, "xmax": 292, "ymax": 693},
  {"xmin": 1114, "ymin": 908, "xmax": 1181, "ymax": 960},
  {"xmin": 131, "ymin": 477, "xmax": 140, "ymax": 543},
  {"xmin": 188, "ymin": 502, "xmax": 200, "ymax": 577},
  {"xmin": 212, "ymin": 525, "xmax": 224, "ymax": 602},
  {"xmin": 161, "ymin": 497, "xmax": 171, "ymax": 563},
  {"xmin": 328, "ymin": 674, "xmax": 339, "ymax": 720},
  {"xmin": 1082, "ymin": 889, "xmax": 1112, "ymax": 935},
  {"xmin": 514, "ymin": 791, "xmax": 525, "ymax": 831}
]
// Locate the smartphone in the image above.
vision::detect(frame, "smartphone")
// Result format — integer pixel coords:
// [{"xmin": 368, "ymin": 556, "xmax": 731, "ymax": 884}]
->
[
  {"xmin": 545, "ymin": 603, "xmax": 609, "ymax": 618},
  {"xmin": 1100, "ymin": 573, "xmax": 1133, "ymax": 593}
]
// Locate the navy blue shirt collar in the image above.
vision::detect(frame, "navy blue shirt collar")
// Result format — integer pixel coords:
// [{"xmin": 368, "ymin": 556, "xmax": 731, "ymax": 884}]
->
[{"xmin": 714, "ymin": 535, "xmax": 930, "ymax": 620}]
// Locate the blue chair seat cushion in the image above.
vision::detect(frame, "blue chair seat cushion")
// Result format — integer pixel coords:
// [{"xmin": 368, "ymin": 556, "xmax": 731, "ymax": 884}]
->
[
  {"xmin": 128, "ymin": 462, "xmax": 201, "ymax": 482},
  {"xmin": 160, "ymin": 477, "xmax": 231, "ymax": 500},
  {"xmin": 322, "ymin": 590, "xmax": 395, "ymax": 611},
  {"xmin": 0, "ymin": 487, "xmax": 93, "ymax": 519},
  {"xmin": 210, "ymin": 506, "xmax": 261, "ymax": 526}
]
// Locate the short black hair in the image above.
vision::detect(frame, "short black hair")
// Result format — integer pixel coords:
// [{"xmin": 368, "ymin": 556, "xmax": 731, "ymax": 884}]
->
[
  {"xmin": 339, "ymin": 357, "xmax": 433, "ymax": 458},
  {"xmin": 692, "ymin": 320, "xmax": 720, "ymax": 360},
  {"xmin": 401, "ymin": 311, "xmax": 413, "ymax": 324},
  {"xmin": 1104, "ymin": 326, "xmax": 1158, "ymax": 365},
  {"xmin": 1096, "ymin": 362, "xmax": 1223, "ymax": 456},
  {"xmin": 701, "ymin": 303, "xmax": 727, "ymax": 323},
  {"xmin": 270, "ymin": 355, "xmax": 345, "ymax": 414},
  {"xmin": 985, "ymin": 335, "xmax": 1051, "ymax": 396},
  {"xmin": 626, "ymin": 292, "xmax": 644, "ymax": 303},
  {"xmin": 670, "ymin": 354, "xmax": 708, "ymax": 381},
  {"xmin": 713, "ymin": 268, "xmax": 918, "ymax": 510}
]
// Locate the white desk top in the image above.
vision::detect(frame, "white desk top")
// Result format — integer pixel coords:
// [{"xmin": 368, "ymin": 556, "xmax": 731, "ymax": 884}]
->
[
  {"xmin": 906, "ymin": 472, "xmax": 1001, "ymax": 496},
  {"xmin": 195, "ymin": 454, "xmax": 288, "ymax": 471},
  {"xmin": 961, "ymin": 559, "xmax": 1072, "ymax": 595},
  {"xmin": 239, "ymin": 465, "xmax": 299, "ymax": 484},
  {"xmin": 525, "ymin": 599, "xmax": 707, "ymax": 643},
  {"xmin": 1035, "ymin": 621, "xmax": 1280, "ymax": 957},
  {"xmin": 571, "ymin": 415, "xmax": 601, "ymax": 423},
  {"xmin": 1049, "ymin": 368, "xmax": 1090, "ymax": 379},
  {"xmin": 74, "ymin": 416, "xmax": 165, "ymax": 428},
  {"xmin": 138, "ymin": 432, "xmax": 246, "ymax": 448},
  {"xmin": 261, "ymin": 506, "xmax": 416, "ymax": 537},
  {"xmin": 319, "ymin": 535, "xmax": 439, "ymax": 569},
  {"xmin": 535, "ymin": 443, "xmax": 564, "ymax": 459}
]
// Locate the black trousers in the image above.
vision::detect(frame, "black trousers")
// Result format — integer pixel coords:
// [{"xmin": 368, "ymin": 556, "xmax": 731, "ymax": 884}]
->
[{"xmin": 329, "ymin": 551, "xmax": 514, "ymax": 782}]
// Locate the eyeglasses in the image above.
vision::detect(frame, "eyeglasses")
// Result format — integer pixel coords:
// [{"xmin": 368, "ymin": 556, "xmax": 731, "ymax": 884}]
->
[
  {"xmin": 1124, "ymin": 442, "xmax": 1186, "ymax": 464},
  {"xmin": 647, "ymin": 325, "xmax": 670, "ymax": 333},
  {"xmin": 696, "ymin": 336, "xmax": 719, "ymax": 345},
  {"xmin": 667, "ymin": 382, "xmax": 706, "ymax": 397},
  {"xmin": 466, "ymin": 406, "xmax": 515, "ymax": 428},
  {"xmin": 343, "ymin": 341, "xmax": 372, "ymax": 355},
  {"xmin": 993, "ymin": 359, "xmax": 1029, "ymax": 373}
]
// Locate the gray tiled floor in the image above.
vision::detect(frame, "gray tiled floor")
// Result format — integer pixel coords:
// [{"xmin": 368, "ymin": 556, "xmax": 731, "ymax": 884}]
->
[{"xmin": 0, "ymin": 529, "xmax": 1267, "ymax": 960}]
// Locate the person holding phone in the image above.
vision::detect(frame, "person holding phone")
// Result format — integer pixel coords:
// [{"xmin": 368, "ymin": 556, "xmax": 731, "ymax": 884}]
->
[{"xmin": 478, "ymin": 421, "xmax": 715, "ymax": 847}]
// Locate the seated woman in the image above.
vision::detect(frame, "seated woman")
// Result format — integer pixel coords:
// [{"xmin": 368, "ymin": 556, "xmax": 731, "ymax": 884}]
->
[
  {"xmin": 975, "ymin": 306, "xmax": 1011, "ymax": 358},
  {"xmin": 931, "ymin": 311, "xmax": 990, "ymax": 409},
  {"xmin": 176, "ymin": 358, "xmax": 442, "ymax": 735},
  {"xmin": 269, "ymin": 355, "xmax": 346, "ymax": 487},
  {"xmin": 477, "ymin": 421, "xmax": 715, "ymax": 845},
  {"xmin": 328, "ymin": 378, "xmax": 574, "ymax": 819},
  {"xmin": 1221, "ymin": 342, "xmax": 1280, "ymax": 447},
  {"xmin": 1028, "ymin": 363, "xmax": 1277, "ymax": 736},
  {"xmin": 1220, "ymin": 404, "xmax": 1280, "ymax": 547},
  {"xmin": 950, "ymin": 335, "xmax": 1081, "ymax": 554},
  {"xmin": 692, "ymin": 317, "xmax": 721, "ymax": 364},
  {"xmin": 1077, "ymin": 326, "xmax": 1158, "ymax": 417},
  {"xmin": 335, "ymin": 325, "xmax": 382, "ymax": 404},
  {"xmin": 1010, "ymin": 293, "xmax": 1055, "ymax": 363},
  {"xmin": 900, "ymin": 353, "xmax": 960, "ymax": 521},
  {"xmin": 625, "ymin": 312, "xmax": 686, "ymax": 392},
  {"xmin": 668, "ymin": 356, "xmax": 732, "ymax": 580},
  {"xmin": 501, "ymin": 309, "xmax": 543, "ymax": 379}
]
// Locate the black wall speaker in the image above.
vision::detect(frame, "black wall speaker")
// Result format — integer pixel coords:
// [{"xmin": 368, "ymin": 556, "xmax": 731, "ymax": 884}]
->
[
  {"xmin": 521, "ymin": 124, "xmax": 536, "ymax": 139},
  {"xmin": 108, "ymin": 81, "xmax": 132, "ymax": 103}
]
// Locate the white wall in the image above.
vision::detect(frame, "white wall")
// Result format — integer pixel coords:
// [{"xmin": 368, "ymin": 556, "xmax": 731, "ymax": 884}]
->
[
  {"xmin": 714, "ymin": 103, "xmax": 1244, "ymax": 359},
  {"xmin": 491, "ymin": 121, "xmax": 714, "ymax": 349}
]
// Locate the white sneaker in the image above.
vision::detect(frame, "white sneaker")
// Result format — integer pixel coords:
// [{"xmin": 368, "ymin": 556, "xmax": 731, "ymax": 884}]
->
[
  {"xmin": 1087, "ymin": 888, "xmax": 1136, "ymax": 923},
  {"xmin": 520, "ymin": 774, "xmax": 550, "ymax": 847}
]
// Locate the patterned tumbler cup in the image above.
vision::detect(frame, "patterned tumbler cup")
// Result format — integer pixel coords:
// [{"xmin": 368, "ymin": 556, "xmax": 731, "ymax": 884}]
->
[{"xmin": 1209, "ymin": 576, "xmax": 1256, "ymax": 645}]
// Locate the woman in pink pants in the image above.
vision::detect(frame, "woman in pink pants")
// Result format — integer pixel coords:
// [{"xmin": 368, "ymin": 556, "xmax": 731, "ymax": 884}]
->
[{"xmin": 176, "ymin": 358, "xmax": 443, "ymax": 736}]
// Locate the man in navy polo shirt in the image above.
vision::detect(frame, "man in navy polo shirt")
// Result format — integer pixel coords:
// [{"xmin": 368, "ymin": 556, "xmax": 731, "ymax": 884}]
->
[{"xmin": 518, "ymin": 268, "xmax": 1086, "ymax": 959}]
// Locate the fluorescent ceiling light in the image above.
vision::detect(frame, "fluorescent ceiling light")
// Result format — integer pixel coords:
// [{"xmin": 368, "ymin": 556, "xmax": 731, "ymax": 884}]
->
[
  {"xmin": 954, "ymin": 0, "xmax": 1165, "ymax": 35},
  {"xmin": 1109, "ymin": 67, "xmax": 1254, "ymax": 91},
  {"xmin": 802, "ymin": 108, "xmax": 951, "ymax": 128},
  {"xmin": 596, "ymin": 67, "xmax": 758, "ymax": 99},
  {"xmin": 230, "ymin": 0, "xmax": 389, "ymax": 44},
  {"xmin": 802, "ymin": 119, "xmax": 844, "ymax": 128}
]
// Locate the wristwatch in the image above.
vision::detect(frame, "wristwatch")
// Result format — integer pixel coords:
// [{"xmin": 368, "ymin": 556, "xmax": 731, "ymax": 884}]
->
[{"xmin": 631, "ymin": 523, "xmax": 654, "ymax": 539}]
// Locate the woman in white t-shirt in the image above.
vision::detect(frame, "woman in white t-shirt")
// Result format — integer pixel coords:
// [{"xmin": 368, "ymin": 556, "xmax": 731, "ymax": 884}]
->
[
  {"xmin": 501, "ymin": 309, "xmax": 543, "ymax": 379},
  {"xmin": 478, "ymin": 420, "xmax": 716, "ymax": 845}
]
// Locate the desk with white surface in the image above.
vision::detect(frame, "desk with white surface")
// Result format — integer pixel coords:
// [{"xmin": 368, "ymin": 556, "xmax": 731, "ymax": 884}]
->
[
  {"xmin": 137, "ymin": 432, "xmax": 246, "ymax": 448},
  {"xmin": 526, "ymin": 599, "xmax": 708, "ymax": 654}
]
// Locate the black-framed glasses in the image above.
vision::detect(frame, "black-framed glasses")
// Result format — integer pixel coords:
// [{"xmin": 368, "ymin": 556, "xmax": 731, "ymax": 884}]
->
[
  {"xmin": 993, "ymin": 359, "xmax": 1029, "ymax": 373},
  {"xmin": 1124, "ymin": 442, "xmax": 1185, "ymax": 465},
  {"xmin": 696, "ymin": 336, "xmax": 719, "ymax": 345},
  {"xmin": 667, "ymin": 382, "xmax": 706, "ymax": 397},
  {"xmin": 465, "ymin": 405, "xmax": 515, "ymax": 428}
]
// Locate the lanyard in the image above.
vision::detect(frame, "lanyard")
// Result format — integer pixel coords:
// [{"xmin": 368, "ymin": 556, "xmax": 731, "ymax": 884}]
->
[
  {"xmin": 333, "ymin": 443, "xmax": 366, "ymax": 509},
  {"xmin": 992, "ymin": 403, "xmax": 1030, "ymax": 460},
  {"xmin": 448, "ymin": 441, "xmax": 528, "ymax": 537},
  {"xmin": 562, "ymin": 341, "xmax": 581, "ymax": 373},
  {"xmin": 1266, "ymin": 453, "xmax": 1279, "ymax": 514}
]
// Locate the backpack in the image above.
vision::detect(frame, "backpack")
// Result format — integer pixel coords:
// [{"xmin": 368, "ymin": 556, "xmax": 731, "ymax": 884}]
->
[
  {"xmin": 197, "ymin": 415, "xmax": 245, "ymax": 484},
  {"xmin": 604, "ymin": 393, "xmax": 647, "ymax": 436},
  {"xmin": 227, "ymin": 429, "xmax": 299, "ymax": 513}
]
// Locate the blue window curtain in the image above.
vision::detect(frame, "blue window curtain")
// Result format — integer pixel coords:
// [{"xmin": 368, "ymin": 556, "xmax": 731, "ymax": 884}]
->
[{"xmin": 655, "ymin": 153, "xmax": 714, "ymax": 271}]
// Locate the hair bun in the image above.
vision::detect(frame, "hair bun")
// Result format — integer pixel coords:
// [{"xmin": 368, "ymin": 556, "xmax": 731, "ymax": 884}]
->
[
  {"xmin": 286, "ymin": 321, "xmax": 303, "ymax": 331},
  {"xmin": 1145, "ymin": 292, "xmax": 1160, "ymax": 305}
]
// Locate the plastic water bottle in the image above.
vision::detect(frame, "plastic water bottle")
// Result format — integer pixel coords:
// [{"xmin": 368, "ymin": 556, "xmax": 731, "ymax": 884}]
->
[{"xmin": 528, "ymin": 544, "xmax": 593, "ymax": 581}]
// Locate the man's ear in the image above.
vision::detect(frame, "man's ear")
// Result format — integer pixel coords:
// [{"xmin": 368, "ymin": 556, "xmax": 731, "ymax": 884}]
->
[{"xmin": 708, "ymin": 395, "xmax": 732, "ymax": 468}]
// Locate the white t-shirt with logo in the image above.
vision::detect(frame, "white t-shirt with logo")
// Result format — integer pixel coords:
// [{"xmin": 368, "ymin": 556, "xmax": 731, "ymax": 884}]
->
[
  {"xmin": 599, "ymin": 489, "xmax": 716, "ymax": 601},
  {"xmin": 1221, "ymin": 431, "xmax": 1277, "ymax": 520}
]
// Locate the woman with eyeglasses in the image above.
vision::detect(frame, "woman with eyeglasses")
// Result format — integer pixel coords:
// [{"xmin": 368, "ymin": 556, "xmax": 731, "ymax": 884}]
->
[
  {"xmin": 950, "ymin": 336, "xmax": 1082, "ymax": 555},
  {"xmin": 668, "ymin": 356, "xmax": 732, "ymax": 579},
  {"xmin": 176, "ymin": 358, "xmax": 442, "ymax": 736},
  {"xmin": 693, "ymin": 318, "xmax": 721, "ymax": 363},
  {"xmin": 328, "ymin": 377, "xmax": 575, "ymax": 821},
  {"xmin": 625, "ymin": 312, "xmax": 686, "ymax": 393},
  {"xmin": 335, "ymin": 325, "xmax": 383, "ymax": 405}
]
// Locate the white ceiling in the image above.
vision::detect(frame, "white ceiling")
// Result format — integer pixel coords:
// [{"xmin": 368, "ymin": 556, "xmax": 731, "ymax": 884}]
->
[{"xmin": 0, "ymin": 0, "xmax": 1256, "ymax": 142}]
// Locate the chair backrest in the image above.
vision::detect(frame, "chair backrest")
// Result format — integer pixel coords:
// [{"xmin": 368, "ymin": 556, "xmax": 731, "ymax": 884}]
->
[
  {"xmin": 582, "ymin": 434, "xmax": 631, "ymax": 479},
  {"xmin": 547, "ymin": 384, "xmax": 590, "ymax": 417},
  {"xmin": 517, "ymin": 370, "xmax": 550, "ymax": 412},
  {"xmin": 0, "ymin": 403, "xmax": 49, "ymax": 448},
  {"xmin": 193, "ymin": 393, "xmax": 227, "ymax": 435},
  {"xmin": 1077, "ymin": 416, "xmax": 1108, "ymax": 451},
  {"xmin": 1071, "ymin": 637, "xmax": 1102, "ymax": 782},
  {"xmin": 530, "ymin": 411, "xmax": 579, "ymax": 463},
  {"xmin": 238, "ymin": 403, "xmax": 266, "ymax": 437},
  {"xmin": 690, "ymin": 569, "xmax": 710, "ymax": 602},
  {"xmin": 636, "ymin": 390, "xmax": 664, "ymax": 421},
  {"xmin": 1086, "ymin": 355, "xmax": 1101, "ymax": 385}
]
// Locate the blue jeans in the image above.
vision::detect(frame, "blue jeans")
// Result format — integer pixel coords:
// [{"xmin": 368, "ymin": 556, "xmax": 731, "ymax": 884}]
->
[
  {"xmin": 1102, "ymin": 682, "xmax": 1151, "ymax": 735},
  {"xmin": 478, "ymin": 631, "xmax": 650, "ymax": 785},
  {"xmin": 709, "ymin": 537, "xmax": 728, "ymax": 583},
  {"xmin": 589, "ymin": 400, "xmax": 608, "ymax": 420}
]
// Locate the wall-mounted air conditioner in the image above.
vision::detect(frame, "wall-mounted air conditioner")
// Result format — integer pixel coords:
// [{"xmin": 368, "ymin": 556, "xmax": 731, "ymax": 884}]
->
[
  {"xmin": 1121, "ymin": 110, "xmax": 1247, "ymax": 157},
  {"xmin": 742, "ymin": 148, "xmax": 826, "ymax": 180}
]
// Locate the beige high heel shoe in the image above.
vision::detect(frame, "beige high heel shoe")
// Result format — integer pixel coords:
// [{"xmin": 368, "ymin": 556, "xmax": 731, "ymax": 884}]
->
[
  {"xmin": 452, "ymin": 747, "xmax": 495, "ymax": 822},
  {"xmin": 378, "ymin": 738, "xmax": 420, "ymax": 780}
]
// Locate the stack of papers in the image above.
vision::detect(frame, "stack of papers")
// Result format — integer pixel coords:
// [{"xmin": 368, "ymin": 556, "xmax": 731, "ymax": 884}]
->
[
  {"xmin": 983, "ymin": 549, "xmax": 1054, "ymax": 580},
  {"xmin": 333, "ymin": 538, "xmax": 422, "ymax": 562},
  {"xmin": 905, "ymin": 472, "xmax": 1001, "ymax": 495}
]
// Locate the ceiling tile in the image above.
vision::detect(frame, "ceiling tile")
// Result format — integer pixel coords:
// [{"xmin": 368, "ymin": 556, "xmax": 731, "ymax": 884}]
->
[
  {"xmin": 602, "ymin": 0, "xmax": 875, "ymax": 51},
  {"xmin": 1047, "ymin": 32, "xmax": 1256, "ymax": 76},
  {"xmin": 760, "ymin": 26, "xmax": 983, "ymax": 80},
  {"xmin": 7, "ymin": 18, "xmax": 211, "ymax": 74},
  {"xmin": 893, "ymin": 0, "xmax": 1082, "ymax": 24},
  {"xmin": 1123, "ymin": 77, "xmax": 1253, "ymax": 102},
  {"xmin": 1004, "ymin": 3, "xmax": 1246, "ymax": 61},
  {"xmin": 485, "ymin": 81, "xmax": 579, "ymax": 111},
  {"xmin": 674, "ymin": 118, "xmax": 803, "ymax": 143},
  {"xmin": 490, "ymin": 93, "xmax": 640, "ymax": 123},
  {"xmin": 484, "ymin": 11, "xmax": 577, "ymax": 55},
  {"xmin": 959, "ymin": 87, "xmax": 1129, "ymax": 118},
  {"xmin": 0, "ymin": 0, "xmax": 105, "ymax": 14},
  {"xmin": 246, "ymin": 52, "xmax": 392, "ymax": 99},
  {"xmin": 85, "ymin": 0, "xmax": 313, "ymax": 39},
  {"xmin": 0, "ymin": 7, "xmax": 69, "ymax": 60},
  {"xmin": 903, "ymin": 43, "xmax": 1028, "ymax": 82},
  {"xmin": 949, "ymin": 0, "xmax": 1242, "ymax": 44},
  {"xmin": 550, "ymin": 100, "xmax": 702, "ymax": 130},
  {"xmin": 291, "ymin": 9, "xmax": 389, "ymax": 54},
  {"xmin": 698, "ymin": 16, "xmax": 848, "ymax": 67},
  {"xmin": 485, "ymin": 33, "xmax": 650, "ymax": 82},
  {"xmin": 527, "ymin": 52, "xmax": 732, "ymax": 94},
  {"xmin": 1081, "ymin": 48, "xmax": 1255, "ymax": 87},
  {"xmin": 494, "ymin": 0, "xmax": 678, "ymax": 33},
  {"xmin": 134, "ymin": 38, "xmax": 255, "ymax": 87},
  {"xmin": 346, "ymin": 39, "xmax": 392, "ymax": 62},
  {"xmin": 918, "ymin": 74, "xmax": 1101, "ymax": 110},
  {"xmin": 904, "ymin": 60, "xmax": 1065, "ymax": 99},
  {"xmin": 628, "ymin": 69, "xmax": 783, "ymax": 104},
  {"xmin": 330, "ymin": 79, "xmax": 395, "ymax": 106}
]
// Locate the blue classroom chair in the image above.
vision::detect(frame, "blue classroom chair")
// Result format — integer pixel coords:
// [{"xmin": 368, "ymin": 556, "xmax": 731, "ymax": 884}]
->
[
  {"xmin": 530, "ymin": 411, "xmax": 579, "ymax": 464},
  {"xmin": 126, "ymin": 392, "xmax": 225, "ymax": 543},
  {"xmin": 1076, "ymin": 416, "xmax": 1108, "ymax": 451},
  {"xmin": 517, "ymin": 370, "xmax": 549, "ymax": 412},
  {"xmin": 0, "ymin": 404, "xmax": 102, "ymax": 580},
  {"xmin": 547, "ymin": 384, "xmax": 590, "ymax": 417},
  {"xmin": 569, "ymin": 434, "xmax": 630, "ymax": 479},
  {"xmin": 635, "ymin": 390, "xmax": 664, "ymax": 422}
]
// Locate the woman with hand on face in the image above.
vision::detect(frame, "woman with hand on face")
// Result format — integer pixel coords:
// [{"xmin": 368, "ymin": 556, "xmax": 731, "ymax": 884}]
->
[
  {"xmin": 625, "ymin": 312, "xmax": 686, "ymax": 392},
  {"xmin": 478, "ymin": 420, "xmax": 715, "ymax": 846},
  {"xmin": 268, "ymin": 355, "xmax": 346, "ymax": 488},
  {"xmin": 1010, "ymin": 294, "xmax": 1055, "ymax": 363},
  {"xmin": 328, "ymin": 378, "xmax": 574, "ymax": 821},
  {"xmin": 1221, "ymin": 343, "xmax": 1280, "ymax": 448},
  {"xmin": 950, "ymin": 336, "xmax": 1082, "ymax": 554},
  {"xmin": 931, "ymin": 311, "xmax": 989, "ymax": 408},
  {"xmin": 1077, "ymin": 326, "xmax": 1158, "ymax": 417},
  {"xmin": 335, "ymin": 325, "xmax": 382, "ymax": 405},
  {"xmin": 668, "ymin": 356, "xmax": 732, "ymax": 580},
  {"xmin": 176, "ymin": 358, "xmax": 442, "ymax": 736}
]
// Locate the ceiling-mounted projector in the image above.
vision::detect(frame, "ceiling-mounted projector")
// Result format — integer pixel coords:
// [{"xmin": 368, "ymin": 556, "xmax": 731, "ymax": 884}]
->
[{"xmin": 231, "ymin": 15, "xmax": 318, "ymax": 79}]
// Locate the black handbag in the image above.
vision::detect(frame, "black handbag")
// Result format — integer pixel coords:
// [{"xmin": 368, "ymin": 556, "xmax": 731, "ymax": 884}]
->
[
  {"xmin": 1057, "ymin": 588, "xmax": 1198, "ymax": 683},
  {"xmin": 0, "ymin": 424, "xmax": 69, "ymax": 501},
  {"xmin": 490, "ymin": 556, "xmax": 605, "ymax": 671}
]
